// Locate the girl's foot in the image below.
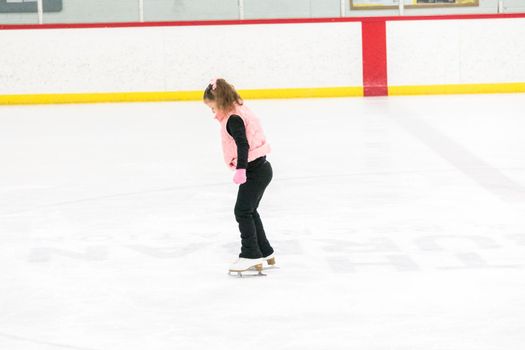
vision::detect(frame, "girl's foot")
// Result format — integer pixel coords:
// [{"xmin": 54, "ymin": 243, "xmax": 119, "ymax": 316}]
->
[
  {"xmin": 228, "ymin": 257, "xmax": 264, "ymax": 272},
  {"xmin": 263, "ymin": 253, "xmax": 276, "ymax": 266}
]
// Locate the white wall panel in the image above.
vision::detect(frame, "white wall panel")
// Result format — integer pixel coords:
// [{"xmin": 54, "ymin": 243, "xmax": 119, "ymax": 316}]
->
[{"xmin": 0, "ymin": 22, "xmax": 363, "ymax": 95}]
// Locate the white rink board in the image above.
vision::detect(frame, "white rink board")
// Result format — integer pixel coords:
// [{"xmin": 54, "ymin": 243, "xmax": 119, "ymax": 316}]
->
[
  {"xmin": 387, "ymin": 18, "xmax": 525, "ymax": 86},
  {"xmin": 0, "ymin": 22, "xmax": 363, "ymax": 95}
]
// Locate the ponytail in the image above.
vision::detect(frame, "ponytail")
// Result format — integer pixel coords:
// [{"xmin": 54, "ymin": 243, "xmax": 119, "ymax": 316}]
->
[{"xmin": 203, "ymin": 78, "xmax": 243, "ymax": 113}]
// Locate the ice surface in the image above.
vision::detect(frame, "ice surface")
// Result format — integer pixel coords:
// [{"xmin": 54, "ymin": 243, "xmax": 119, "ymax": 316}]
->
[{"xmin": 1, "ymin": 94, "xmax": 524, "ymax": 350}]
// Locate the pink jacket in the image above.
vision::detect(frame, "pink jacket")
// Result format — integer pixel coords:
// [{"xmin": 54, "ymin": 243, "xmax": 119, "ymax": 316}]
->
[{"xmin": 215, "ymin": 103, "xmax": 271, "ymax": 170}]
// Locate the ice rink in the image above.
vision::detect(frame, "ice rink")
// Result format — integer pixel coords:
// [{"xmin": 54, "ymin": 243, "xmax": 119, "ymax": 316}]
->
[{"xmin": 1, "ymin": 94, "xmax": 524, "ymax": 350}]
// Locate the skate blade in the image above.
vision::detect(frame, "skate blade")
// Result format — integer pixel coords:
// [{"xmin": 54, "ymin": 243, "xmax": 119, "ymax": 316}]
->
[
  {"xmin": 248, "ymin": 265, "xmax": 280, "ymax": 271},
  {"xmin": 228, "ymin": 263, "xmax": 264, "ymax": 277},
  {"xmin": 228, "ymin": 270, "xmax": 267, "ymax": 278}
]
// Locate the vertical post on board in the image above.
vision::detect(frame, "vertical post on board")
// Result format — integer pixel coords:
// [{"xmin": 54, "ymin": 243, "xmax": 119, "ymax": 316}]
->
[
  {"xmin": 37, "ymin": 0, "xmax": 43, "ymax": 24},
  {"xmin": 139, "ymin": 0, "xmax": 144, "ymax": 22},
  {"xmin": 398, "ymin": 0, "xmax": 405, "ymax": 16},
  {"xmin": 498, "ymin": 0, "xmax": 504, "ymax": 13},
  {"xmin": 239, "ymin": 0, "xmax": 245, "ymax": 20},
  {"xmin": 361, "ymin": 21, "xmax": 388, "ymax": 96},
  {"xmin": 340, "ymin": 0, "xmax": 346, "ymax": 17}
]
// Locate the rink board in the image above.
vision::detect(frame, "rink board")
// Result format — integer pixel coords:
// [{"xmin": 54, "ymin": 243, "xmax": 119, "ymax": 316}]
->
[{"xmin": 0, "ymin": 14, "xmax": 525, "ymax": 104}]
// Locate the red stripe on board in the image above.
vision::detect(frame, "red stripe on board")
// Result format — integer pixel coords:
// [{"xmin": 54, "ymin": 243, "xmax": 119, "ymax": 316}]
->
[
  {"xmin": 0, "ymin": 18, "xmax": 356, "ymax": 30},
  {"xmin": 362, "ymin": 21, "xmax": 388, "ymax": 97},
  {"xmin": 1, "ymin": 13, "xmax": 525, "ymax": 30}
]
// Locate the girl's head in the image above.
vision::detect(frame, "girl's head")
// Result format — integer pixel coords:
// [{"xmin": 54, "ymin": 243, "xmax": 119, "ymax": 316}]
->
[{"xmin": 203, "ymin": 78, "xmax": 243, "ymax": 116}]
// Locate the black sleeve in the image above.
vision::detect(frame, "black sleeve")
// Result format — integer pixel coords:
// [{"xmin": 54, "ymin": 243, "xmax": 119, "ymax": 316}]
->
[{"xmin": 226, "ymin": 115, "xmax": 249, "ymax": 169}]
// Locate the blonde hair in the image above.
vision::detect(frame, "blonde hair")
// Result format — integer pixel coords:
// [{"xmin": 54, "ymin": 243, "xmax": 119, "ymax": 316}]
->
[{"xmin": 203, "ymin": 78, "xmax": 243, "ymax": 113}]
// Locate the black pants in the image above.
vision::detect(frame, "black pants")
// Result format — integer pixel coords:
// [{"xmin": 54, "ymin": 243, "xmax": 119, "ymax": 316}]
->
[{"xmin": 234, "ymin": 157, "xmax": 274, "ymax": 259}]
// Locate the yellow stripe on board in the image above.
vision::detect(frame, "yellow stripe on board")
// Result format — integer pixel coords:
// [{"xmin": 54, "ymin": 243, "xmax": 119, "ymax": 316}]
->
[
  {"xmin": 0, "ymin": 87, "xmax": 364, "ymax": 105},
  {"xmin": 2, "ymin": 84, "xmax": 524, "ymax": 105},
  {"xmin": 241, "ymin": 87, "xmax": 363, "ymax": 99},
  {"xmin": 389, "ymin": 83, "xmax": 525, "ymax": 96},
  {"xmin": 0, "ymin": 91, "xmax": 203, "ymax": 105}
]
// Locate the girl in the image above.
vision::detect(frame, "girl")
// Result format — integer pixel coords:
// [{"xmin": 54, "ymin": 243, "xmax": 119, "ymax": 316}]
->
[{"xmin": 203, "ymin": 78, "xmax": 275, "ymax": 275}]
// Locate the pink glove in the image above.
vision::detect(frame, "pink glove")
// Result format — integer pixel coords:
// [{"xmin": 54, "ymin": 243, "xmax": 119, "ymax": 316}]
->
[{"xmin": 233, "ymin": 169, "xmax": 247, "ymax": 185}]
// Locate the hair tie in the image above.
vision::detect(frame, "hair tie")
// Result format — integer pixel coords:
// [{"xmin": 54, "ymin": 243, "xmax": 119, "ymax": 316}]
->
[{"xmin": 210, "ymin": 78, "xmax": 218, "ymax": 90}]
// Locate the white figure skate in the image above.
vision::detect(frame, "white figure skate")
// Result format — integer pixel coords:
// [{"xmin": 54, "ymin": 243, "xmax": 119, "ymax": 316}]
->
[
  {"xmin": 228, "ymin": 257, "xmax": 265, "ymax": 277},
  {"xmin": 263, "ymin": 253, "xmax": 276, "ymax": 266},
  {"xmin": 249, "ymin": 253, "xmax": 279, "ymax": 271}
]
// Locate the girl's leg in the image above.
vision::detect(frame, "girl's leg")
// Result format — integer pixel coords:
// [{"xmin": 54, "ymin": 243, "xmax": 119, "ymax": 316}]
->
[
  {"xmin": 234, "ymin": 160, "xmax": 273, "ymax": 259},
  {"xmin": 253, "ymin": 161, "xmax": 274, "ymax": 257},
  {"xmin": 253, "ymin": 209, "xmax": 273, "ymax": 257},
  {"xmin": 235, "ymin": 178, "xmax": 263, "ymax": 259}
]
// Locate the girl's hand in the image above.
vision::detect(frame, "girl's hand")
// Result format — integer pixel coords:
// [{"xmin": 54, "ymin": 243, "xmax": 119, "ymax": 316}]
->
[{"xmin": 233, "ymin": 169, "xmax": 247, "ymax": 185}]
